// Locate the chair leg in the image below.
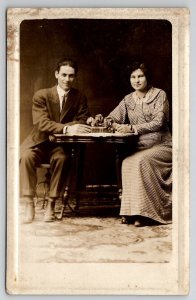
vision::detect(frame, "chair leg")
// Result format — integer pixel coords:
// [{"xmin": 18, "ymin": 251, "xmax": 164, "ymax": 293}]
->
[
  {"xmin": 41, "ymin": 181, "xmax": 49, "ymax": 209},
  {"xmin": 56, "ymin": 186, "xmax": 69, "ymax": 220},
  {"xmin": 35, "ymin": 166, "xmax": 51, "ymax": 209},
  {"xmin": 35, "ymin": 180, "xmax": 49, "ymax": 209}
]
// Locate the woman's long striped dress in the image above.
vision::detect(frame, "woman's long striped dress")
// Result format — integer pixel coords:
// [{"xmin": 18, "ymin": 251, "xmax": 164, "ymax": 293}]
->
[{"xmin": 108, "ymin": 87, "xmax": 172, "ymax": 224}]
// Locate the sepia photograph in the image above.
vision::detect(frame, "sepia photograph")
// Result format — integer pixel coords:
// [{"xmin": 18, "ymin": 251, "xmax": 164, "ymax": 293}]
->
[{"xmin": 7, "ymin": 8, "xmax": 189, "ymax": 295}]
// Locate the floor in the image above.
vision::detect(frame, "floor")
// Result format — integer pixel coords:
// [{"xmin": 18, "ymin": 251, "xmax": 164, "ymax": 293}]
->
[
  {"xmin": 19, "ymin": 198, "xmax": 172, "ymax": 264},
  {"xmin": 11, "ymin": 198, "xmax": 173, "ymax": 293}
]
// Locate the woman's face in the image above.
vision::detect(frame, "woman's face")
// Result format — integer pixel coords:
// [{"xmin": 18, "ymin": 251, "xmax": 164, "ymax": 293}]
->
[{"xmin": 130, "ymin": 68, "xmax": 148, "ymax": 92}]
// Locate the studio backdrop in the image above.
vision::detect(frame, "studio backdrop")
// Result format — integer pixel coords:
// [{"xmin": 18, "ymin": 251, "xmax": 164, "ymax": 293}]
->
[{"xmin": 20, "ymin": 19, "xmax": 172, "ymax": 186}]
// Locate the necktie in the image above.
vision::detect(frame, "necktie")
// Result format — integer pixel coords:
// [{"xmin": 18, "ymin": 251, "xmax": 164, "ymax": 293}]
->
[{"xmin": 61, "ymin": 94, "xmax": 66, "ymax": 112}]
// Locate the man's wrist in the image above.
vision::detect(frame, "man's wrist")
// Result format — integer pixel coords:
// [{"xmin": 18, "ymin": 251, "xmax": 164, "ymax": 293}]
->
[{"xmin": 63, "ymin": 126, "xmax": 68, "ymax": 134}]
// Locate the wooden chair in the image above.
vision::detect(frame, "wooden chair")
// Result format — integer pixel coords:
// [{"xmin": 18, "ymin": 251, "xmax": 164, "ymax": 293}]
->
[{"xmin": 35, "ymin": 163, "xmax": 51, "ymax": 209}]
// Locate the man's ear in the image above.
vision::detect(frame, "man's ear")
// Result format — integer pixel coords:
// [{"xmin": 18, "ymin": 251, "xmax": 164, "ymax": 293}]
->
[{"xmin": 55, "ymin": 71, "xmax": 59, "ymax": 79}]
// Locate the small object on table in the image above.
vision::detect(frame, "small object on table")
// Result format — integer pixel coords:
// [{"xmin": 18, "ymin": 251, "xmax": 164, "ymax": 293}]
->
[
  {"xmin": 90, "ymin": 126, "xmax": 109, "ymax": 133},
  {"xmin": 88, "ymin": 114, "xmax": 115, "ymax": 133}
]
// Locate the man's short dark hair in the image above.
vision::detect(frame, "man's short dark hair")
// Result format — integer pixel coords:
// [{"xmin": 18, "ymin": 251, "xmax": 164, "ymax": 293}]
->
[{"xmin": 55, "ymin": 57, "xmax": 78, "ymax": 74}]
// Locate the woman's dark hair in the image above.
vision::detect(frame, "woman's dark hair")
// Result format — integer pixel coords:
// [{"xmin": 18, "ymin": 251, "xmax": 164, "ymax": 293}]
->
[
  {"xmin": 55, "ymin": 57, "xmax": 78, "ymax": 74},
  {"xmin": 128, "ymin": 61, "xmax": 152, "ymax": 84}
]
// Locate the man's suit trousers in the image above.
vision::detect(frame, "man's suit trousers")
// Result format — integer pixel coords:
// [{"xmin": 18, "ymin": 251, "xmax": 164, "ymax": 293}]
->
[{"xmin": 20, "ymin": 141, "xmax": 70, "ymax": 198}]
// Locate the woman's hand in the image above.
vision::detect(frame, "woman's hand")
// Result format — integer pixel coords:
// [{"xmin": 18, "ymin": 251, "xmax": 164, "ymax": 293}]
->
[
  {"xmin": 104, "ymin": 117, "xmax": 113, "ymax": 128},
  {"xmin": 113, "ymin": 123, "xmax": 134, "ymax": 134}
]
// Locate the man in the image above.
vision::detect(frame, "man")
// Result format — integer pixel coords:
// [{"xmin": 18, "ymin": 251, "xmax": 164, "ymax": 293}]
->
[{"xmin": 20, "ymin": 57, "xmax": 91, "ymax": 223}]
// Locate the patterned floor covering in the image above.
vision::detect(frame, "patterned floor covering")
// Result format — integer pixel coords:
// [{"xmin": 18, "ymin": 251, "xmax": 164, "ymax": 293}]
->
[{"xmin": 19, "ymin": 201, "xmax": 172, "ymax": 264}]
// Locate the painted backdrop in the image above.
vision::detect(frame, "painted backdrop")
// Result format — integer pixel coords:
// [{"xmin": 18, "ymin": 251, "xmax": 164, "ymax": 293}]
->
[{"xmin": 20, "ymin": 19, "xmax": 172, "ymax": 185}]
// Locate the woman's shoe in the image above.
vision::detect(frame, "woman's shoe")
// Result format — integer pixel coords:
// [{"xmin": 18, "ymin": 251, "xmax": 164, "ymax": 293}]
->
[
  {"xmin": 121, "ymin": 216, "xmax": 128, "ymax": 224},
  {"xmin": 134, "ymin": 219, "xmax": 142, "ymax": 227}
]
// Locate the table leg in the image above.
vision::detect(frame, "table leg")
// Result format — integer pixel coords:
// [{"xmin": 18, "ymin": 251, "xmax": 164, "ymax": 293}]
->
[
  {"xmin": 57, "ymin": 186, "xmax": 69, "ymax": 220},
  {"xmin": 75, "ymin": 144, "xmax": 86, "ymax": 211},
  {"xmin": 57, "ymin": 146, "xmax": 77, "ymax": 220},
  {"xmin": 115, "ymin": 147, "xmax": 122, "ymax": 201}
]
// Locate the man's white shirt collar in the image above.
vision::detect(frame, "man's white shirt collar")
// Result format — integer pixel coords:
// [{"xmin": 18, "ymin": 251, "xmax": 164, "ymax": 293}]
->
[{"xmin": 57, "ymin": 85, "xmax": 70, "ymax": 111}]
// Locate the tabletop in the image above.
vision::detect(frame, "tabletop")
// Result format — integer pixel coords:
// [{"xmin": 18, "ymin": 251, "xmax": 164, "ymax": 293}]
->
[{"xmin": 50, "ymin": 132, "xmax": 137, "ymax": 144}]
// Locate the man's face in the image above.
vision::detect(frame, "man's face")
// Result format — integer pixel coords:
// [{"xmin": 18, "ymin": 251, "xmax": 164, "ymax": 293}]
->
[{"xmin": 55, "ymin": 65, "xmax": 76, "ymax": 91}]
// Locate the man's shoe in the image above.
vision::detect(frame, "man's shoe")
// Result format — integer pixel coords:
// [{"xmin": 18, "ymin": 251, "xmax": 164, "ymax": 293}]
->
[
  {"xmin": 24, "ymin": 198, "xmax": 35, "ymax": 223},
  {"xmin": 44, "ymin": 198, "xmax": 56, "ymax": 222}
]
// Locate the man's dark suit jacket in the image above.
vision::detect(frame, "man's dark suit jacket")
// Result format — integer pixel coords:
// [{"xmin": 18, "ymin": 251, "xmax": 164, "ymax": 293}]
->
[{"xmin": 20, "ymin": 85, "xmax": 90, "ymax": 155}]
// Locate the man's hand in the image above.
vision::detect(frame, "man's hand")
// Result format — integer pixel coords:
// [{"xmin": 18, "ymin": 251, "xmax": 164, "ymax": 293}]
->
[
  {"xmin": 86, "ymin": 117, "xmax": 95, "ymax": 126},
  {"xmin": 113, "ymin": 123, "xmax": 134, "ymax": 134},
  {"xmin": 67, "ymin": 124, "xmax": 92, "ymax": 134}
]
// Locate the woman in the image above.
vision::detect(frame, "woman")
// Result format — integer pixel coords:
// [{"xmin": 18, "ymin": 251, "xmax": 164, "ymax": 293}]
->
[{"xmin": 105, "ymin": 62, "xmax": 172, "ymax": 227}]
